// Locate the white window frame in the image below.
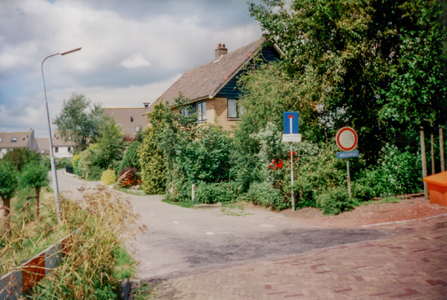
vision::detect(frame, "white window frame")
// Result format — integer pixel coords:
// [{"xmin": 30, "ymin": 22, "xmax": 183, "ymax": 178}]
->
[
  {"xmin": 227, "ymin": 99, "xmax": 243, "ymax": 119},
  {"xmin": 196, "ymin": 101, "xmax": 207, "ymax": 122},
  {"xmin": 11, "ymin": 138, "xmax": 17, "ymax": 143}
]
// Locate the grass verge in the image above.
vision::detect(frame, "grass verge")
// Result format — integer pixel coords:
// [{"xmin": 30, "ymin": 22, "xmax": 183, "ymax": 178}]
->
[{"xmin": 162, "ymin": 198, "xmax": 195, "ymax": 208}]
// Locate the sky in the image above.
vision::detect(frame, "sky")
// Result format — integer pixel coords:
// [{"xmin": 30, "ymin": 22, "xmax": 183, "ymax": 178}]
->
[{"xmin": 0, "ymin": 0, "xmax": 263, "ymax": 137}]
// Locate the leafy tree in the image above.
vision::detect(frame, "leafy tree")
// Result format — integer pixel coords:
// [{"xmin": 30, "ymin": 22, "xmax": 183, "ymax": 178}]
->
[
  {"xmin": 0, "ymin": 161, "xmax": 18, "ymax": 233},
  {"xmin": 93, "ymin": 117, "xmax": 125, "ymax": 170},
  {"xmin": 248, "ymin": 0, "xmax": 447, "ymax": 162},
  {"xmin": 1, "ymin": 148, "xmax": 41, "ymax": 171},
  {"xmin": 53, "ymin": 93, "xmax": 105, "ymax": 153},
  {"xmin": 21, "ymin": 162, "xmax": 49, "ymax": 218}
]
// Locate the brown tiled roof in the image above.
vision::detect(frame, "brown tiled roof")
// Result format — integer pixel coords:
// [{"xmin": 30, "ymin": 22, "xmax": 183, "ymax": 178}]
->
[
  {"xmin": 35, "ymin": 138, "xmax": 50, "ymax": 155},
  {"xmin": 148, "ymin": 39, "xmax": 265, "ymax": 112},
  {"xmin": 104, "ymin": 108, "xmax": 149, "ymax": 137},
  {"xmin": 0, "ymin": 131, "xmax": 33, "ymax": 149},
  {"xmin": 36, "ymin": 131, "xmax": 75, "ymax": 155}
]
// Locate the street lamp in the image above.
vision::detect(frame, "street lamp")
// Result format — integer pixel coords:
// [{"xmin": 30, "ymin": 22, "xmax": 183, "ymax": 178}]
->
[{"xmin": 41, "ymin": 47, "xmax": 82, "ymax": 222}]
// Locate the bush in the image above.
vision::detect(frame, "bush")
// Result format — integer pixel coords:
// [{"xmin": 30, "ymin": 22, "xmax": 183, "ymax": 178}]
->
[
  {"xmin": 101, "ymin": 169, "xmax": 116, "ymax": 185},
  {"xmin": 195, "ymin": 182, "xmax": 236, "ymax": 204},
  {"xmin": 72, "ymin": 153, "xmax": 82, "ymax": 175},
  {"xmin": 55, "ymin": 157, "xmax": 72, "ymax": 169},
  {"xmin": 119, "ymin": 141, "xmax": 141, "ymax": 173},
  {"xmin": 1, "ymin": 148, "xmax": 41, "ymax": 171},
  {"xmin": 247, "ymin": 182, "xmax": 288, "ymax": 211},
  {"xmin": 317, "ymin": 187, "xmax": 359, "ymax": 215},
  {"xmin": 117, "ymin": 167, "xmax": 141, "ymax": 188},
  {"xmin": 89, "ymin": 166, "xmax": 104, "ymax": 181}
]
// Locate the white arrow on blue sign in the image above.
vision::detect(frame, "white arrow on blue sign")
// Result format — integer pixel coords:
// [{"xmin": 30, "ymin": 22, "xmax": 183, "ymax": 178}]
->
[
  {"xmin": 283, "ymin": 112, "xmax": 299, "ymax": 134},
  {"xmin": 337, "ymin": 150, "xmax": 359, "ymax": 159}
]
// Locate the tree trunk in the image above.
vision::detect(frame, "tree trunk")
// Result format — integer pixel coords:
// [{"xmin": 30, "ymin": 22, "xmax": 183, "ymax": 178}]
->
[
  {"xmin": 440, "ymin": 125, "xmax": 445, "ymax": 172},
  {"xmin": 431, "ymin": 127, "xmax": 435, "ymax": 175},
  {"xmin": 420, "ymin": 127, "xmax": 428, "ymax": 199},
  {"xmin": 3, "ymin": 197, "xmax": 11, "ymax": 236},
  {"xmin": 35, "ymin": 188, "xmax": 40, "ymax": 219}
]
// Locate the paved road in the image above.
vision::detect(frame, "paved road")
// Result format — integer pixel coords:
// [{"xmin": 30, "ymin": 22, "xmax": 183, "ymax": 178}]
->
[{"xmin": 55, "ymin": 170, "xmax": 392, "ymax": 281}]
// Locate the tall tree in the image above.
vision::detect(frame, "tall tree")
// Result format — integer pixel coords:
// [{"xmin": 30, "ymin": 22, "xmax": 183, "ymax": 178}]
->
[
  {"xmin": 94, "ymin": 117, "xmax": 125, "ymax": 169},
  {"xmin": 21, "ymin": 162, "xmax": 49, "ymax": 219},
  {"xmin": 0, "ymin": 161, "xmax": 18, "ymax": 234},
  {"xmin": 53, "ymin": 93, "xmax": 105, "ymax": 153}
]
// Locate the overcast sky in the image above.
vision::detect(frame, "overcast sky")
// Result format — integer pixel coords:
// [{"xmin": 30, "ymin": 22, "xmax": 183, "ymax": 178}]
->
[{"xmin": 0, "ymin": 0, "xmax": 263, "ymax": 137}]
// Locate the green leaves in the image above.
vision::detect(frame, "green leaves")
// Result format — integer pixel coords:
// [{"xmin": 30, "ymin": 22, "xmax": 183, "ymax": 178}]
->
[
  {"xmin": 20, "ymin": 161, "xmax": 49, "ymax": 190},
  {"xmin": 0, "ymin": 161, "xmax": 18, "ymax": 200}
]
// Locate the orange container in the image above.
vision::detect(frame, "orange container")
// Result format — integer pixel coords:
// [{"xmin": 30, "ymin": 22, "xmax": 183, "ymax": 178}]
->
[{"xmin": 423, "ymin": 171, "xmax": 447, "ymax": 206}]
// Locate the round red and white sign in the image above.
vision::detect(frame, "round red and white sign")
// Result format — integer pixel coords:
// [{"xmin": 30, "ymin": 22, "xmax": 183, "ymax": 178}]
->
[{"xmin": 336, "ymin": 127, "xmax": 358, "ymax": 152}]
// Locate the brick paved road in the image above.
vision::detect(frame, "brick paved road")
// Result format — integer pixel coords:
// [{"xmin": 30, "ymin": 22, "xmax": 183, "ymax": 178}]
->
[{"xmin": 150, "ymin": 215, "xmax": 447, "ymax": 299}]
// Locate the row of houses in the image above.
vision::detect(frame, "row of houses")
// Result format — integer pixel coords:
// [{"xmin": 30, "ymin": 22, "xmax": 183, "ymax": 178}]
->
[{"xmin": 1, "ymin": 39, "xmax": 279, "ymax": 158}]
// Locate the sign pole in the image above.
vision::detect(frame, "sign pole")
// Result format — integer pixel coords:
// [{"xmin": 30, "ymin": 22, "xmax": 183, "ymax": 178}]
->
[
  {"xmin": 346, "ymin": 158, "xmax": 351, "ymax": 198},
  {"xmin": 290, "ymin": 143, "xmax": 295, "ymax": 211}
]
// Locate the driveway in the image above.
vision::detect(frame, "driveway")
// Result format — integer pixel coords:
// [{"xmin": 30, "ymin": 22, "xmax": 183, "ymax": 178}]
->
[{"xmin": 56, "ymin": 170, "xmax": 392, "ymax": 280}]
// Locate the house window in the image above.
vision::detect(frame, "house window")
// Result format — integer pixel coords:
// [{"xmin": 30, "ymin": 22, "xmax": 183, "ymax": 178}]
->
[
  {"xmin": 0, "ymin": 138, "xmax": 2, "ymax": 142},
  {"xmin": 68, "ymin": 147, "xmax": 71, "ymax": 152},
  {"xmin": 135, "ymin": 126, "xmax": 142, "ymax": 133},
  {"xmin": 196, "ymin": 101, "xmax": 207, "ymax": 121},
  {"xmin": 227, "ymin": 99, "xmax": 243, "ymax": 118},
  {"xmin": 11, "ymin": 138, "xmax": 17, "ymax": 143},
  {"xmin": 55, "ymin": 147, "xmax": 59, "ymax": 153},
  {"xmin": 131, "ymin": 117, "xmax": 134, "ymax": 122}
]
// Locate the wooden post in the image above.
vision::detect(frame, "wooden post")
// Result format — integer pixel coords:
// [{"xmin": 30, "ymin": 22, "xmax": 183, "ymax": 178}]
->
[
  {"xmin": 440, "ymin": 125, "xmax": 445, "ymax": 172},
  {"xmin": 431, "ymin": 127, "xmax": 435, "ymax": 175},
  {"xmin": 420, "ymin": 127, "xmax": 428, "ymax": 199}
]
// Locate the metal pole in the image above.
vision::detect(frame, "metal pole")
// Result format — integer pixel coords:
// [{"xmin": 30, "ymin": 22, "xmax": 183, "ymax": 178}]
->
[
  {"xmin": 290, "ymin": 143, "xmax": 295, "ymax": 211},
  {"xmin": 420, "ymin": 127, "xmax": 428, "ymax": 199},
  {"xmin": 346, "ymin": 158, "xmax": 351, "ymax": 198},
  {"xmin": 41, "ymin": 53, "xmax": 62, "ymax": 222}
]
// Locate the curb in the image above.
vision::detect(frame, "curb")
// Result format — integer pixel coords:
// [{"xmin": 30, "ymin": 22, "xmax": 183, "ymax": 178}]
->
[
  {"xmin": 361, "ymin": 212, "xmax": 447, "ymax": 228},
  {"xmin": 194, "ymin": 203, "xmax": 222, "ymax": 209}
]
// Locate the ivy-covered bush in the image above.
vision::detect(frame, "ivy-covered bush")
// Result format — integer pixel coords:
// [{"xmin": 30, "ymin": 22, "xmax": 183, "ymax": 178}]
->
[{"xmin": 317, "ymin": 187, "xmax": 359, "ymax": 215}]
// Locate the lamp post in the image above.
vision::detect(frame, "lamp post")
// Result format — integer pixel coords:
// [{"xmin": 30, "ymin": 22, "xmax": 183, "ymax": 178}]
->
[{"xmin": 41, "ymin": 47, "xmax": 82, "ymax": 222}]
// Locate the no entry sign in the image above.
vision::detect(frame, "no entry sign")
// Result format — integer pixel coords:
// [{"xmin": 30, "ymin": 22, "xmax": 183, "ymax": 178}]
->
[{"xmin": 336, "ymin": 127, "xmax": 358, "ymax": 152}]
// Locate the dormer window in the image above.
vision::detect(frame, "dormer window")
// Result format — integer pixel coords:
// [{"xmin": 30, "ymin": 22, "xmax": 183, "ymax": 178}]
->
[
  {"xmin": 131, "ymin": 117, "xmax": 134, "ymax": 122},
  {"xmin": 11, "ymin": 138, "xmax": 17, "ymax": 143},
  {"xmin": 0, "ymin": 138, "xmax": 2, "ymax": 142}
]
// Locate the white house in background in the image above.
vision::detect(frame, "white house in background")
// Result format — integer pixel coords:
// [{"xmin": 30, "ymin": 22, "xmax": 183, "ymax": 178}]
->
[
  {"xmin": 0, "ymin": 129, "xmax": 39, "ymax": 158},
  {"xmin": 36, "ymin": 131, "xmax": 75, "ymax": 158}
]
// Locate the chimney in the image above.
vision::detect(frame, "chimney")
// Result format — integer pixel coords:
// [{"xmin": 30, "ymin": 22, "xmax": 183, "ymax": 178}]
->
[{"xmin": 215, "ymin": 43, "xmax": 228, "ymax": 60}]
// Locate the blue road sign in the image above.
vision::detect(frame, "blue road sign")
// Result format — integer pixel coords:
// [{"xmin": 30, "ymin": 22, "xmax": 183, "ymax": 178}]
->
[
  {"xmin": 337, "ymin": 150, "xmax": 359, "ymax": 159},
  {"xmin": 283, "ymin": 112, "xmax": 299, "ymax": 134}
]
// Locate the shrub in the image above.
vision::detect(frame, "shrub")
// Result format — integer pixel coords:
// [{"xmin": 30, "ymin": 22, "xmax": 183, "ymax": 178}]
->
[
  {"xmin": 117, "ymin": 167, "xmax": 141, "ymax": 188},
  {"xmin": 101, "ymin": 169, "xmax": 116, "ymax": 185},
  {"xmin": 119, "ymin": 141, "xmax": 141, "ymax": 173},
  {"xmin": 195, "ymin": 182, "xmax": 235, "ymax": 204},
  {"xmin": 1, "ymin": 148, "xmax": 41, "ymax": 171},
  {"xmin": 20, "ymin": 162, "xmax": 49, "ymax": 218},
  {"xmin": 55, "ymin": 157, "xmax": 72, "ymax": 169},
  {"xmin": 89, "ymin": 166, "xmax": 104, "ymax": 181},
  {"xmin": 247, "ymin": 182, "xmax": 288, "ymax": 211},
  {"xmin": 72, "ymin": 153, "xmax": 82, "ymax": 175},
  {"xmin": 317, "ymin": 187, "xmax": 359, "ymax": 215}
]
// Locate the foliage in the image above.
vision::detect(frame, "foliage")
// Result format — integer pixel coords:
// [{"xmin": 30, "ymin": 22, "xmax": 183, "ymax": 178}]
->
[
  {"xmin": 1, "ymin": 148, "xmax": 41, "ymax": 171},
  {"xmin": 177, "ymin": 124, "xmax": 231, "ymax": 183},
  {"xmin": 247, "ymin": 182, "xmax": 287, "ymax": 211},
  {"xmin": 119, "ymin": 141, "xmax": 141, "ymax": 173},
  {"xmin": 249, "ymin": 0, "xmax": 447, "ymax": 162},
  {"xmin": 72, "ymin": 153, "xmax": 82, "ymax": 175},
  {"xmin": 101, "ymin": 169, "xmax": 116, "ymax": 185},
  {"xmin": 93, "ymin": 117, "xmax": 125, "ymax": 170},
  {"xmin": 317, "ymin": 187, "xmax": 359, "ymax": 215},
  {"xmin": 355, "ymin": 144, "xmax": 422, "ymax": 197},
  {"xmin": 139, "ymin": 126, "xmax": 167, "ymax": 195},
  {"xmin": 55, "ymin": 157, "xmax": 72, "ymax": 169},
  {"xmin": 20, "ymin": 161, "xmax": 49, "ymax": 218},
  {"xmin": 117, "ymin": 167, "xmax": 141, "ymax": 188},
  {"xmin": 30, "ymin": 186, "xmax": 146, "ymax": 299},
  {"xmin": 52, "ymin": 93, "xmax": 106, "ymax": 152},
  {"xmin": 0, "ymin": 161, "xmax": 18, "ymax": 233},
  {"xmin": 195, "ymin": 182, "xmax": 236, "ymax": 204}
]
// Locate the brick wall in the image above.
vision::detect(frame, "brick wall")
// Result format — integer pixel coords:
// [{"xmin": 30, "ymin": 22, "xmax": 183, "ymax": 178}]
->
[{"xmin": 211, "ymin": 97, "xmax": 240, "ymax": 131}]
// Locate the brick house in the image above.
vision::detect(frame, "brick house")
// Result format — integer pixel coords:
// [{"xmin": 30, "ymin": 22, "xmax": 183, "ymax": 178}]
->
[
  {"xmin": 104, "ymin": 106, "xmax": 150, "ymax": 138},
  {"xmin": 0, "ymin": 129, "xmax": 39, "ymax": 158},
  {"xmin": 148, "ymin": 39, "xmax": 281, "ymax": 131}
]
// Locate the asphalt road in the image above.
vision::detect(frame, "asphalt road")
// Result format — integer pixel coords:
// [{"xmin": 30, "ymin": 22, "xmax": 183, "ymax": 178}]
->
[{"xmin": 55, "ymin": 170, "xmax": 391, "ymax": 281}]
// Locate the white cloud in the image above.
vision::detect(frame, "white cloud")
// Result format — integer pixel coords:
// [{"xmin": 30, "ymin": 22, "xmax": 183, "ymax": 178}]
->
[{"xmin": 121, "ymin": 53, "xmax": 151, "ymax": 69}]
